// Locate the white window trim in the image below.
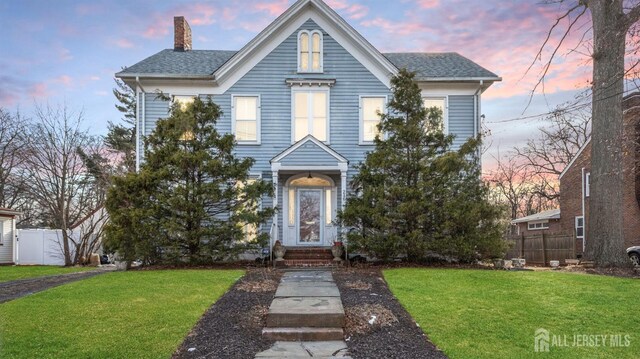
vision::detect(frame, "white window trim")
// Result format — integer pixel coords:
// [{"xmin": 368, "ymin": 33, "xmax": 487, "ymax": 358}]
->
[
  {"xmin": 231, "ymin": 94, "xmax": 261, "ymax": 145},
  {"xmin": 0, "ymin": 219, "xmax": 5, "ymax": 245},
  {"xmin": 585, "ymin": 172, "xmax": 590, "ymax": 197},
  {"xmin": 297, "ymin": 29, "xmax": 323, "ymax": 73},
  {"xmin": 291, "ymin": 87, "xmax": 331, "ymax": 144},
  {"xmin": 575, "ymin": 216, "xmax": 585, "ymax": 239},
  {"xmin": 423, "ymin": 95, "xmax": 449, "ymax": 134},
  {"xmin": 527, "ymin": 221, "xmax": 549, "ymax": 231},
  {"xmin": 359, "ymin": 95, "xmax": 387, "ymax": 145}
]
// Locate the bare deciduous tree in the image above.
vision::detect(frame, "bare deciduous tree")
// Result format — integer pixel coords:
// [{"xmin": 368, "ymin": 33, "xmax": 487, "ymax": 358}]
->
[
  {"xmin": 0, "ymin": 109, "xmax": 31, "ymax": 223},
  {"xmin": 531, "ymin": 0, "xmax": 640, "ymax": 266},
  {"xmin": 23, "ymin": 104, "xmax": 106, "ymax": 266}
]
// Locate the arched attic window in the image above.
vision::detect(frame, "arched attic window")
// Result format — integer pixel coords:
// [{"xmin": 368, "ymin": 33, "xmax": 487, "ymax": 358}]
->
[{"xmin": 298, "ymin": 30, "xmax": 323, "ymax": 73}]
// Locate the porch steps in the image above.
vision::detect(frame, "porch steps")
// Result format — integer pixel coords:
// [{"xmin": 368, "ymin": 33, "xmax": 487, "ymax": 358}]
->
[
  {"xmin": 261, "ymin": 271, "xmax": 345, "ymax": 342},
  {"xmin": 277, "ymin": 247, "xmax": 341, "ymax": 267}
]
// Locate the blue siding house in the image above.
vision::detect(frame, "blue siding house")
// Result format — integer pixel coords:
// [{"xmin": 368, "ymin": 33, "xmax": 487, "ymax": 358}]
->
[{"xmin": 116, "ymin": 0, "xmax": 500, "ymax": 249}]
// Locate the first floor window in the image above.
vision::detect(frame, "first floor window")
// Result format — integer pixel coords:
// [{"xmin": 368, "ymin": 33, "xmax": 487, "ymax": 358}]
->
[
  {"xmin": 361, "ymin": 96, "xmax": 385, "ymax": 143},
  {"xmin": 423, "ymin": 97, "xmax": 446, "ymax": 133},
  {"xmin": 233, "ymin": 96, "xmax": 260, "ymax": 143},
  {"xmin": 575, "ymin": 216, "xmax": 584, "ymax": 238},
  {"xmin": 527, "ymin": 221, "xmax": 549, "ymax": 230},
  {"xmin": 293, "ymin": 89, "xmax": 328, "ymax": 141},
  {"xmin": 236, "ymin": 178, "xmax": 259, "ymax": 242}
]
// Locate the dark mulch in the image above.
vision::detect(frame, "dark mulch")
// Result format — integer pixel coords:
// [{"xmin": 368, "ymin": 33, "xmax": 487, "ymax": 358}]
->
[
  {"xmin": 333, "ymin": 268, "xmax": 448, "ymax": 359},
  {"xmin": 173, "ymin": 268, "xmax": 281, "ymax": 359},
  {"xmin": 0, "ymin": 269, "xmax": 107, "ymax": 304}
]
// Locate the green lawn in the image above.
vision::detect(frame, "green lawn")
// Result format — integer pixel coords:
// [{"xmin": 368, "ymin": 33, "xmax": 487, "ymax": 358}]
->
[
  {"xmin": 0, "ymin": 265, "xmax": 96, "ymax": 283},
  {"xmin": 384, "ymin": 268, "xmax": 638, "ymax": 359},
  {"xmin": 0, "ymin": 269, "xmax": 243, "ymax": 359}
]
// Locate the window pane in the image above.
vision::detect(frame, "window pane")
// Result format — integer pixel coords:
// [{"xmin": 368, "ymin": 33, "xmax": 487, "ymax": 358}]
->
[
  {"xmin": 235, "ymin": 97, "xmax": 257, "ymax": 121},
  {"xmin": 313, "ymin": 92, "xmax": 326, "ymax": 117},
  {"xmin": 424, "ymin": 98, "xmax": 444, "ymax": 110},
  {"xmin": 312, "ymin": 117, "xmax": 326, "ymax": 141},
  {"xmin": 325, "ymin": 188, "xmax": 331, "ymax": 225},
  {"xmin": 288, "ymin": 188, "xmax": 295, "ymax": 226},
  {"xmin": 363, "ymin": 120, "xmax": 378, "ymax": 142},
  {"xmin": 300, "ymin": 53, "xmax": 309, "ymax": 71},
  {"xmin": 236, "ymin": 120, "xmax": 257, "ymax": 141},
  {"xmin": 300, "ymin": 33, "xmax": 309, "ymax": 51},
  {"xmin": 312, "ymin": 33, "xmax": 320, "ymax": 51},
  {"xmin": 312, "ymin": 52, "xmax": 320, "ymax": 70},
  {"xmin": 363, "ymin": 97, "xmax": 384, "ymax": 121},
  {"xmin": 290, "ymin": 177, "xmax": 331, "ymax": 187},
  {"xmin": 295, "ymin": 92, "xmax": 308, "ymax": 118}
]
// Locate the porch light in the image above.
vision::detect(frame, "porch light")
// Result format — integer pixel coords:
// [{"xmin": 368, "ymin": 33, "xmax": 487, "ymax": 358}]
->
[{"xmin": 307, "ymin": 171, "xmax": 313, "ymax": 179}]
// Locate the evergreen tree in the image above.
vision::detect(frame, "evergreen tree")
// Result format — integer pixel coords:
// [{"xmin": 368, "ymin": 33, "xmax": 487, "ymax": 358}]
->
[
  {"xmin": 106, "ymin": 77, "xmax": 137, "ymax": 173},
  {"xmin": 105, "ymin": 97, "xmax": 274, "ymax": 264},
  {"xmin": 339, "ymin": 69, "xmax": 505, "ymax": 262}
]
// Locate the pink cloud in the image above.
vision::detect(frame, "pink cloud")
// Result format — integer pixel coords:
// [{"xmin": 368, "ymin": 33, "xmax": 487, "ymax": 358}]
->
[
  {"xmin": 415, "ymin": 0, "xmax": 440, "ymax": 9},
  {"xmin": 325, "ymin": 0, "xmax": 369, "ymax": 19},
  {"xmin": 29, "ymin": 83, "xmax": 49, "ymax": 99},
  {"xmin": 253, "ymin": 0, "xmax": 289, "ymax": 17},
  {"xmin": 113, "ymin": 38, "xmax": 135, "ymax": 49},
  {"xmin": 54, "ymin": 75, "xmax": 73, "ymax": 87}
]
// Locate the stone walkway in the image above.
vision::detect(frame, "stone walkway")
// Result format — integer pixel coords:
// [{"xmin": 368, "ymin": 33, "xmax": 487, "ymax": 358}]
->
[
  {"xmin": 0, "ymin": 267, "xmax": 114, "ymax": 304},
  {"xmin": 257, "ymin": 270, "xmax": 351, "ymax": 358}
]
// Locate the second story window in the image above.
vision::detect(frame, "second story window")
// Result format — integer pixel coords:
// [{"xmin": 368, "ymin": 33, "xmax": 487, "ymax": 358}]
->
[
  {"xmin": 173, "ymin": 95, "xmax": 195, "ymax": 110},
  {"xmin": 232, "ymin": 95, "xmax": 260, "ymax": 144},
  {"xmin": 423, "ymin": 97, "xmax": 447, "ymax": 133},
  {"xmin": 298, "ymin": 30, "xmax": 323, "ymax": 73},
  {"xmin": 293, "ymin": 88, "xmax": 328, "ymax": 142},
  {"xmin": 360, "ymin": 96, "xmax": 386, "ymax": 144}
]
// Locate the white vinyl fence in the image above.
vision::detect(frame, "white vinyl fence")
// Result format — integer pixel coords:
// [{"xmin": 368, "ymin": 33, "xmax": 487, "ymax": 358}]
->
[{"xmin": 16, "ymin": 229, "xmax": 72, "ymax": 265}]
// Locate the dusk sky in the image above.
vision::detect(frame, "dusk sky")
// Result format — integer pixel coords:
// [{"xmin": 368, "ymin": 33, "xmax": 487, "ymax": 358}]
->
[{"xmin": 0, "ymin": 0, "xmax": 595, "ymax": 171}]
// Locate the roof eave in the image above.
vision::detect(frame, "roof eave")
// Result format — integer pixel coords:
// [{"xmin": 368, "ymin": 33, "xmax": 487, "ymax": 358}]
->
[
  {"xmin": 415, "ymin": 76, "xmax": 502, "ymax": 83},
  {"xmin": 115, "ymin": 73, "xmax": 215, "ymax": 80}
]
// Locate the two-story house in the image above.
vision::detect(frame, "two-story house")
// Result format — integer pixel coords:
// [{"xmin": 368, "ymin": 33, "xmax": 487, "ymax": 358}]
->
[{"xmin": 115, "ymin": 0, "xmax": 500, "ymax": 249}]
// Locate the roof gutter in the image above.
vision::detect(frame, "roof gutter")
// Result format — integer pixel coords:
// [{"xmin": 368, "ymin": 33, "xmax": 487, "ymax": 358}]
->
[
  {"xmin": 116, "ymin": 73, "xmax": 215, "ymax": 80},
  {"xmin": 415, "ymin": 76, "xmax": 502, "ymax": 83}
]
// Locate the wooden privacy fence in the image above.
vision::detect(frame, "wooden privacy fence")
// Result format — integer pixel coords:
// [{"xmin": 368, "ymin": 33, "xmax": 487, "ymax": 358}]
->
[{"xmin": 505, "ymin": 233, "xmax": 575, "ymax": 265}]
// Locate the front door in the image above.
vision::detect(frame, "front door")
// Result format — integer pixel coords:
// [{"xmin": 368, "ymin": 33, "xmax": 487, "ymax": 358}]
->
[{"xmin": 298, "ymin": 189, "xmax": 322, "ymax": 245}]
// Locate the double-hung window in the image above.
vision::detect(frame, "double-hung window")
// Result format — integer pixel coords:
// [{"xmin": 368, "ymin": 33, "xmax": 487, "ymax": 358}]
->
[
  {"xmin": 298, "ymin": 30, "xmax": 323, "ymax": 73},
  {"xmin": 293, "ymin": 89, "xmax": 329, "ymax": 142},
  {"xmin": 173, "ymin": 95, "xmax": 195, "ymax": 110},
  {"xmin": 423, "ymin": 97, "xmax": 447, "ymax": 133},
  {"xmin": 575, "ymin": 216, "xmax": 584, "ymax": 238},
  {"xmin": 232, "ymin": 95, "xmax": 260, "ymax": 144},
  {"xmin": 360, "ymin": 96, "xmax": 386, "ymax": 144}
]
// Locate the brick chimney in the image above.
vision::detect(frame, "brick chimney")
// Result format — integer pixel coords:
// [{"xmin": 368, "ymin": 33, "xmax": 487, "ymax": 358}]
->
[{"xmin": 174, "ymin": 16, "xmax": 192, "ymax": 51}]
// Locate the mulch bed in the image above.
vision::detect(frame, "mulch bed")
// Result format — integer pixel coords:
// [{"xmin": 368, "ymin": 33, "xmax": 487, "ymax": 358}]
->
[
  {"xmin": 173, "ymin": 268, "xmax": 281, "ymax": 359},
  {"xmin": 0, "ymin": 270, "xmax": 106, "ymax": 304},
  {"xmin": 333, "ymin": 268, "xmax": 447, "ymax": 359}
]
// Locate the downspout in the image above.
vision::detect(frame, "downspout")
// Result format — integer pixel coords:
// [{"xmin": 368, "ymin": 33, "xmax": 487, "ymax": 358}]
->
[
  {"xmin": 135, "ymin": 76, "xmax": 146, "ymax": 171},
  {"xmin": 474, "ymin": 80, "xmax": 484, "ymax": 167},
  {"xmin": 581, "ymin": 167, "xmax": 586, "ymax": 253},
  {"xmin": 135, "ymin": 77, "xmax": 140, "ymax": 172}
]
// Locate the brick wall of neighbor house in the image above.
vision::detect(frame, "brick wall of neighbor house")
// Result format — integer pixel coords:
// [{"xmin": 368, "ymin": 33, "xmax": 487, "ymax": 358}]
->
[
  {"xmin": 515, "ymin": 219, "xmax": 562, "ymax": 237},
  {"xmin": 559, "ymin": 94, "xmax": 640, "ymax": 253}
]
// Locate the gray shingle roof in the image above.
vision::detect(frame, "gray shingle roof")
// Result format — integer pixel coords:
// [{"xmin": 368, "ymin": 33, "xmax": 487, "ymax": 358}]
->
[
  {"xmin": 116, "ymin": 49, "xmax": 237, "ymax": 77},
  {"xmin": 117, "ymin": 49, "xmax": 499, "ymax": 81},
  {"xmin": 383, "ymin": 52, "xmax": 499, "ymax": 80}
]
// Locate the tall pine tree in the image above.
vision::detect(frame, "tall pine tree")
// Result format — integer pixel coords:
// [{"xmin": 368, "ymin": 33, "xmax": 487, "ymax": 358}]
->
[
  {"xmin": 105, "ymin": 97, "xmax": 274, "ymax": 264},
  {"xmin": 339, "ymin": 69, "xmax": 505, "ymax": 262}
]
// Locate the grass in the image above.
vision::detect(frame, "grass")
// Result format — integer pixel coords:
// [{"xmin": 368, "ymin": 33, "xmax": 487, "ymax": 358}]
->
[
  {"xmin": 0, "ymin": 269, "xmax": 243, "ymax": 359},
  {"xmin": 0, "ymin": 265, "xmax": 96, "ymax": 283},
  {"xmin": 384, "ymin": 268, "xmax": 639, "ymax": 359}
]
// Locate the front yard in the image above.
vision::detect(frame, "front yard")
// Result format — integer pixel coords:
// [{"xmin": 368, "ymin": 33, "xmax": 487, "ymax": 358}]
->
[
  {"xmin": 0, "ymin": 265, "xmax": 95, "ymax": 283},
  {"xmin": 0, "ymin": 269, "xmax": 243, "ymax": 359},
  {"xmin": 384, "ymin": 268, "xmax": 639, "ymax": 359}
]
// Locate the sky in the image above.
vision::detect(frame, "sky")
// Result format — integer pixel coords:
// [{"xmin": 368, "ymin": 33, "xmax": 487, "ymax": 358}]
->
[{"xmin": 0, "ymin": 0, "xmax": 596, "ymax": 172}]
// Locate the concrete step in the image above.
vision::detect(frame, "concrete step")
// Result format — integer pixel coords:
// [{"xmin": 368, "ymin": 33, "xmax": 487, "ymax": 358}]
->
[
  {"xmin": 255, "ymin": 341, "xmax": 350, "ymax": 358},
  {"xmin": 277, "ymin": 259, "xmax": 341, "ymax": 268},
  {"xmin": 262, "ymin": 327, "xmax": 344, "ymax": 341},
  {"xmin": 267, "ymin": 297, "xmax": 345, "ymax": 328}
]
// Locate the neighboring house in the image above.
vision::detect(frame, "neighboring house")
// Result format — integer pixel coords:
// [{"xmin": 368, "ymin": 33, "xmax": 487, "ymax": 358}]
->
[
  {"xmin": 0, "ymin": 208, "xmax": 20, "ymax": 264},
  {"xmin": 115, "ymin": 0, "xmax": 500, "ymax": 248},
  {"xmin": 557, "ymin": 93, "xmax": 640, "ymax": 256},
  {"xmin": 511, "ymin": 209, "xmax": 561, "ymax": 237}
]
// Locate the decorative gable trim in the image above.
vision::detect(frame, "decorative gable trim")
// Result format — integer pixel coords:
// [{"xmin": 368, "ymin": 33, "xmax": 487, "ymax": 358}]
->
[
  {"xmin": 286, "ymin": 78, "xmax": 336, "ymax": 87},
  {"xmin": 271, "ymin": 134, "xmax": 348, "ymax": 164},
  {"xmin": 213, "ymin": 0, "xmax": 397, "ymax": 93}
]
